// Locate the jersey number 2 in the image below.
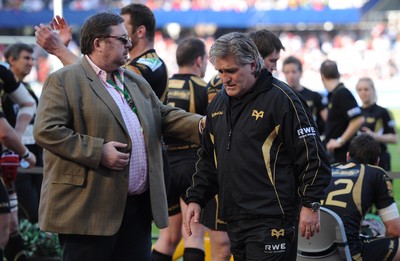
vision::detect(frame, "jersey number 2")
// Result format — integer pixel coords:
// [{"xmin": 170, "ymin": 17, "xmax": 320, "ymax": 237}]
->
[{"xmin": 324, "ymin": 179, "xmax": 354, "ymax": 208}]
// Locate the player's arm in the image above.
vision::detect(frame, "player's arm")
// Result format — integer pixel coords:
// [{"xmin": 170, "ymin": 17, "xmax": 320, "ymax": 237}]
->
[
  {"xmin": 327, "ymin": 115, "xmax": 364, "ymax": 151},
  {"xmin": 362, "ymin": 110, "xmax": 397, "ymax": 144},
  {"xmin": 8, "ymin": 83, "xmax": 36, "ymax": 138},
  {"xmin": 379, "ymin": 203, "xmax": 400, "ymax": 237},
  {"xmin": 319, "ymin": 107, "xmax": 328, "ymax": 122},
  {"xmin": 340, "ymin": 115, "xmax": 364, "ymax": 143},
  {"xmin": 0, "ymin": 117, "xmax": 36, "ymax": 167},
  {"xmin": 370, "ymin": 131, "xmax": 398, "ymax": 144}
]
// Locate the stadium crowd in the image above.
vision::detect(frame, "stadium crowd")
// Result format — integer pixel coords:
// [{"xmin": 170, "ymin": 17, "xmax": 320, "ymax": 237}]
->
[
  {"xmin": 0, "ymin": 20, "xmax": 397, "ymax": 102},
  {"xmin": 0, "ymin": 0, "xmax": 368, "ymax": 12}
]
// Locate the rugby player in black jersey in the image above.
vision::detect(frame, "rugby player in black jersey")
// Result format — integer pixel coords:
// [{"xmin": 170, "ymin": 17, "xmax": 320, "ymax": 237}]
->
[
  {"xmin": 320, "ymin": 60, "xmax": 364, "ymax": 163},
  {"xmin": 282, "ymin": 55, "xmax": 328, "ymax": 136},
  {"xmin": 0, "ymin": 63, "xmax": 36, "ymax": 261},
  {"xmin": 356, "ymin": 77, "xmax": 397, "ymax": 171},
  {"xmin": 323, "ymin": 133, "xmax": 400, "ymax": 260}
]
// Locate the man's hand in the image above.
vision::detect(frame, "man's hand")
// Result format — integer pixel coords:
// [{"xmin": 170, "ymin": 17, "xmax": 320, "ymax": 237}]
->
[
  {"xmin": 184, "ymin": 202, "xmax": 202, "ymax": 236},
  {"xmin": 199, "ymin": 116, "xmax": 206, "ymax": 134},
  {"xmin": 50, "ymin": 15, "xmax": 72, "ymax": 47},
  {"xmin": 326, "ymin": 138, "xmax": 341, "ymax": 152},
  {"xmin": 24, "ymin": 151, "xmax": 37, "ymax": 168},
  {"xmin": 101, "ymin": 141, "xmax": 130, "ymax": 170},
  {"xmin": 299, "ymin": 206, "xmax": 320, "ymax": 239},
  {"xmin": 34, "ymin": 23, "xmax": 65, "ymax": 55}
]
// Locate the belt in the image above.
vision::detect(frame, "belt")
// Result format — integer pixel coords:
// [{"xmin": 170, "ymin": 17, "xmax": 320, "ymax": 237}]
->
[{"xmin": 167, "ymin": 144, "xmax": 200, "ymax": 152}]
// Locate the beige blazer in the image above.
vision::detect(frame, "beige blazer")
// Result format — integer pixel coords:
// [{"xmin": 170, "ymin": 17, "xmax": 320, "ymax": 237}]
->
[{"xmin": 33, "ymin": 57, "xmax": 201, "ymax": 235}]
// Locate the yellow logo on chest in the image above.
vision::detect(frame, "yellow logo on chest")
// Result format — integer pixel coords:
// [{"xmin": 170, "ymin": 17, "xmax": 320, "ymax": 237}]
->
[{"xmin": 252, "ymin": 110, "xmax": 264, "ymax": 120}]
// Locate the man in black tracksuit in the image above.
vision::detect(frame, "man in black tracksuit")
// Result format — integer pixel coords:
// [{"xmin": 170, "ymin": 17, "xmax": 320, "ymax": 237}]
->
[{"xmin": 185, "ymin": 32, "xmax": 331, "ymax": 261}]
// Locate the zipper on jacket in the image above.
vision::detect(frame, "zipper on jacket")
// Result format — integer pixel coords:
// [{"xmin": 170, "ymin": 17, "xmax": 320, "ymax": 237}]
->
[
  {"xmin": 224, "ymin": 91, "xmax": 233, "ymax": 151},
  {"xmin": 227, "ymin": 129, "xmax": 232, "ymax": 150}
]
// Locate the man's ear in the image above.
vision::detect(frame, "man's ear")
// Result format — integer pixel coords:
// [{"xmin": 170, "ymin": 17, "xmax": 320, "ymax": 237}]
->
[
  {"xmin": 93, "ymin": 37, "xmax": 102, "ymax": 49},
  {"xmin": 8, "ymin": 57, "xmax": 16, "ymax": 65},
  {"xmin": 137, "ymin": 25, "xmax": 146, "ymax": 38},
  {"xmin": 195, "ymin": 56, "xmax": 203, "ymax": 67},
  {"xmin": 250, "ymin": 61, "xmax": 256, "ymax": 74}
]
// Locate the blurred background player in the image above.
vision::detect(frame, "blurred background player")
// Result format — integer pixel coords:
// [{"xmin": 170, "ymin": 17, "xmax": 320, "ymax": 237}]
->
[
  {"xmin": 120, "ymin": 3, "xmax": 171, "ymax": 195},
  {"xmin": 153, "ymin": 36, "xmax": 207, "ymax": 261},
  {"xmin": 152, "ymin": 37, "xmax": 230, "ymax": 261},
  {"xmin": 282, "ymin": 55, "xmax": 327, "ymax": 136},
  {"xmin": 355, "ymin": 77, "xmax": 397, "ymax": 171},
  {"xmin": 320, "ymin": 59, "xmax": 364, "ymax": 163},
  {"xmin": 3, "ymin": 43, "xmax": 43, "ymax": 223},
  {"xmin": 0, "ymin": 62, "xmax": 37, "ymax": 261},
  {"xmin": 121, "ymin": 3, "xmax": 169, "ymax": 104},
  {"xmin": 248, "ymin": 29, "xmax": 285, "ymax": 73}
]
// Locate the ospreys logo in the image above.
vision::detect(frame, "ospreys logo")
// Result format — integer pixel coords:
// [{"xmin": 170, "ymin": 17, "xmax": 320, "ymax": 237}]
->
[
  {"xmin": 271, "ymin": 229, "xmax": 285, "ymax": 239},
  {"xmin": 252, "ymin": 110, "xmax": 264, "ymax": 120}
]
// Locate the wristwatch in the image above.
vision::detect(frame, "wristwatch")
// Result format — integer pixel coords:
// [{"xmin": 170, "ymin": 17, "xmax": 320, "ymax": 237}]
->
[{"xmin": 303, "ymin": 201, "xmax": 321, "ymax": 212}]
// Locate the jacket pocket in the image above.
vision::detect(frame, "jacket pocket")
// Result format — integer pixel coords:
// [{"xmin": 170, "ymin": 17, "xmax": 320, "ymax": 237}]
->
[{"xmin": 53, "ymin": 162, "xmax": 86, "ymax": 186}]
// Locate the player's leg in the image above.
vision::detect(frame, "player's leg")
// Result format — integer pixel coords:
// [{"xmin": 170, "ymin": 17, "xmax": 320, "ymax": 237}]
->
[
  {"xmin": 208, "ymin": 229, "xmax": 231, "ymax": 261},
  {"xmin": 5, "ymin": 192, "xmax": 28, "ymax": 261},
  {"xmin": 153, "ymin": 213, "xmax": 183, "ymax": 258},
  {"xmin": 202, "ymin": 196, "xmax": 232, "ymax": 261},
  {"xmin": 361, "ymin": 236, "xmax": 399, "ymax": 261},
  {"xmin": 152, "ymin": 170, "xmax": 183, "ymax": 261},
  {"xmin": 0, "ymin": 179, "xmax": 11, "ymax": 260},
  {"xmin": 180, "ymin": 198, "xmax": 206, "ymax": 261}
]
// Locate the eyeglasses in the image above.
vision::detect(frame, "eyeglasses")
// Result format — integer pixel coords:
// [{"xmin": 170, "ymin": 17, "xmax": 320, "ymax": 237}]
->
[{"xmin": 102, "ymin": 35, "xmax": 131, "ymax": 45}]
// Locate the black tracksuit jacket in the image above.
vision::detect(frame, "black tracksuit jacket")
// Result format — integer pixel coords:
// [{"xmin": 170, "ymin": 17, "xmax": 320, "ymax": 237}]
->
[{"xmin": 187, "ymin": 69, "xmax": 331, "ymax": 222}]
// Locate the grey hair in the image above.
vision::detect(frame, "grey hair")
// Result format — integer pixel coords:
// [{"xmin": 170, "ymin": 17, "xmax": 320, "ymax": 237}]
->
[{"xmin": 209, "ymin": 32, "xmax": 265, "ymax": 77}]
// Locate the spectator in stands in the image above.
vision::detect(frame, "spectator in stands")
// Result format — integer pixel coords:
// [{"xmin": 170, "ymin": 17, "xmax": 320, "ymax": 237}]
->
[
  {"xmin": 0, "ymin": 62, "xmax": 37, "ymax": 261},
  {"xmin": 282, "ymin": 55, "xmax": 327, "ymax": 136},
  {"xmin": 322, "ymin": 133, "xmax": 400, "ymax": 260},
  {"xmin": 3, "ymin": 43, "xmax": 43, "ymax": 223},
  {"xmin": 355, "ymin": 77, "xmax": 397, "ymax": 171},
  {"xmin": 320, "ymin": 59, "xmax": 364, "ymax": 163}
]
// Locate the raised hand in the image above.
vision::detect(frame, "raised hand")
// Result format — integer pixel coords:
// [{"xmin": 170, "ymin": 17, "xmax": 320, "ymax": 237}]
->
[{"xmin": 50, "ymin": 15, "xmax": 73, "ymax": 47}]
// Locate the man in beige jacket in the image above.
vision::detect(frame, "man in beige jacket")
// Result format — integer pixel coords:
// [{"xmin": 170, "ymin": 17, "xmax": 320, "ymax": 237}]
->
[{"xmin": 34, "ymin": 12, "xmax": 202, "ymax": 261}]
